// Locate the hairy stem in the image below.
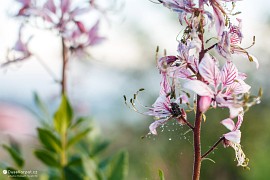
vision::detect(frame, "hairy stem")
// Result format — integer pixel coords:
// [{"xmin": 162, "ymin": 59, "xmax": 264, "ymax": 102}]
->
[
  {"xmin": 193, "ymin": 1, "xmax": 205, "ymax": 180},
  {"xmin": 193, "ymin": 97, "xmax": 202, "ymax": 180},
  {"xmin": 179, "ymin": 116, "xmax": 194, "ymax": 130},
  {"xmin": 61, "ymin": 38, "xmax": 68, "ymax": 94},
  {"xmin": 201, "ymin": 137, "xmax": 225, "ymax": 159}
]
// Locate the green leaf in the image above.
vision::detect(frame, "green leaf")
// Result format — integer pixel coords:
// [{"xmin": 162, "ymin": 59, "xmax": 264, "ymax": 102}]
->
[
  {"xmin": 90, "ymin": 140, "xmax": 110, "ymax": 157},
  {"xmin": 34, "ymin": 93, "xmax": 51, "ymax": 122},
  {"xmin": 107, "ymin": 151, "xmax": 129, "ymax": 180},
  {"xmin": 158, "ymin": 169, "xmax": 165, "ymax": 180},
  {"xmin": 70, "ymin": 117, "xmax": 87, "ymax": 129},
  {"xmin": 82, "ymin": 157, "xmax": 101, "ymax": 180},
  {"xmin": 53, "ymin": 95, "xmax": 73, "ymax": 134},
  {"xmin": 34, "ymin": 149, "xmax": 60, "ymax": 168},
  {"xmin": 37, "ymin": 128, "xmax": 61, "ymax": 152},
  {"xmin": 67, "ymin": 156, "xmax": 83, "ymax": 167},
  {"xmin": 64, "ymin": 166, "xmax": 83, "ymax": 180},
  {"xmin": 98, "ymin": 156, "xmax": 111, "ymax": 170},
  {"xmin": 2, "ymin": 144, "xmax": 24, "ymax": 168},
  {"xmin": 67, "ymin": 128, "xmax": 91, "ymax": 148},
  {"xmin": 67, "ymin": 155, "xmax": 93, "ymax": 178}
]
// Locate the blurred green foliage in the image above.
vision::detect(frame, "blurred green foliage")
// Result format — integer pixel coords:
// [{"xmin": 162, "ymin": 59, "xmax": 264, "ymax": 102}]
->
[{"xmin": 1, "ymin": 95, "xmax": 128, "ymax": 180}]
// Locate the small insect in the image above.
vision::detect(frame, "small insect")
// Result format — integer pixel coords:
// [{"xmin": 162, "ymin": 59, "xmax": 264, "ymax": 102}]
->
[{"xmin": 170, "ymin": 102, "xmax": 182, "ymax": 117}]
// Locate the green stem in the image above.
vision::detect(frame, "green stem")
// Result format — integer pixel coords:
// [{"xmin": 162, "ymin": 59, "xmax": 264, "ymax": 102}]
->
[
  {"xmin": 60, "ymin": 131, "xmax": 67, "ymax": 180},
  {"xmin": 60, "ymin": 36, "xmax": 68, "ymax": 179}
]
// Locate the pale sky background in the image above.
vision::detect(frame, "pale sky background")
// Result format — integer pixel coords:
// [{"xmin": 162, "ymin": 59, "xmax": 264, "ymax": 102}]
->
[{"xmin": 0, "ymin": 0, "xmax": 269, "ymax": 125}]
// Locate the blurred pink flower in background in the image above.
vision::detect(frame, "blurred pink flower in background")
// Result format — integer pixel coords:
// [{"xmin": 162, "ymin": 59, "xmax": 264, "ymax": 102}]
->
[{"xmin": 0, "ymin": 103, "xmax": 37, "ymax": 139}]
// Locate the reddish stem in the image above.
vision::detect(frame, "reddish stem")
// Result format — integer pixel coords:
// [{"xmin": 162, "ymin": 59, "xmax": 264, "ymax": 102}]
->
[
  {"xmin": 192, "ymin": 1, "xmax": 205, "ymax": 180},
  {"xmin": 201, "ymin": 137, "xmax": 225, "ymax": 159},
  {"xmin": 193, "ymin": 96, "xmax": 203, "ymax": 180},
  {"xmin": 204, "ymin": 43, "xmax": 218, "ymax": 53}
]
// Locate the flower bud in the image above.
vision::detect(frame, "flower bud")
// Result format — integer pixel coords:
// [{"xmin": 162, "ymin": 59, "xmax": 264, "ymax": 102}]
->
[{"xmin": 199, "ymin": 96, "xmax": 212, "ymax": 113}]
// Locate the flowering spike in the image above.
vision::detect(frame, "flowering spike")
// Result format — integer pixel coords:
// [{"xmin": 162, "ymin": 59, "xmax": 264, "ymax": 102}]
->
[{"xmin": 127, "ymin": 0, "xmax": 260, "ymax": 176}]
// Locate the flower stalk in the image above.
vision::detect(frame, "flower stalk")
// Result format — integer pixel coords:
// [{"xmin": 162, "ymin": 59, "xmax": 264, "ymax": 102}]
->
[
  {"xmin": 192, "ymin": 1, "xmax": 205, "ymax": 178},
  {"xmin": 193, "ymin": 102, "xmax": 203, "ymax": 180},
  {"xmin": 201, "ymin": 137, "xmax": 225, "ymax": 159},
  {"xmin": 61, "ymin": 37, "xmax": 68, "ymax": 95}
]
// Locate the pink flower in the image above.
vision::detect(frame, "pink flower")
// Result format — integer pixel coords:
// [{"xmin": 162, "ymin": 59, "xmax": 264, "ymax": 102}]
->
[
  {"xmin": 3, "ymin": 25, "xmax": 32, "ymax": 66},
  {"xmin": 216, "ymin": 18, "xmax": 259, "ymax": 68},
  {"xmin": 14, "ymin": 0, "xmax": 105, "ymax": 60},
  {"xmin": 183, "ymin": 53, "xmax": 250, "ymax": 117},
  {"xmin": 220, "ymin": 114, "xmax": 249, "ymax": 167},
  {"xmin": 145, "ymin": 73, "xmax": 188, "ymax": 135},
  {"xmin": 157, "ymin": 42, "xmax": 200, "ymax": 81},
  {"xmin": 16, "ymin": 0, "xmax": 32, "ymax": 16},
  {"xmin": 221, "ymin": 116, "xmax": 242, "ymax": 144},
  {"xmin": 68, "ymin": 20, "xmax": 105, "ymax": 58}
]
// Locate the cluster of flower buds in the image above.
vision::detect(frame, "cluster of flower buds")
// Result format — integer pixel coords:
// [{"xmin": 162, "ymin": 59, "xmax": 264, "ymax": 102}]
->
[
  {"xmin": 4, "ymin": 0, "xmax": 105, "ymax": 65},
  {"xmin": 126, "ymin": 0, "xmax": 262, "ymax": 167}
]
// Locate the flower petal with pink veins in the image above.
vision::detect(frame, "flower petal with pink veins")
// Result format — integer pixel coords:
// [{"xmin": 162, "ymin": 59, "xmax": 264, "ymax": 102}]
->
[
  {"xmin": 226, "ymin": 79, "xmax": 251, "ymax": 95},
  {"xmin": 160, "ymin": 73, "xmax": 171, "ymax": 96},
  {"xmin": 221, "ymin": 61, "xmax": 238, "ymax": 87},
  {"xmin": 183, "ymin": 80, "xmax": 214, "ymax": 97},
  {"xmin": 199, "ymin": 53, "xmax": 220, "ymax": 87},
  {"xmin": 145, "ymin": 95, "xmax": 171, "ymax": 118},
  {"xmin": 235, "ymin": 113, "xmax": 244, "ymax": 130},
  {"xmin": 212, "ymin": 3, "xmax": 225, "ymax": 37},
  {"xmin": 221, "ymin": 118, "xmax": 235, "ymax": 131},
  {"xmin": 224, "ymin": 130, "xmax": 241, "ymax": 144}
]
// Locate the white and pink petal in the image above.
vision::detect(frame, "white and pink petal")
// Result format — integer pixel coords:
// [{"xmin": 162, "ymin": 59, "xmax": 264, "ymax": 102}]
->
[
  {"xmin": 221, "ymin": 118, "xmax": 235, "ymax": 131},
  {"xmin": 226, "ymin": 79, "xmax": 251, "ymax": 95},
  {"xmin": 212, "ymin": 3, "xmax": 225, "ymax": 37},
  {"xmin": 221, "ymin": 61, "xmax": 238, "ymax": 87},
  {"xmin": 229, "ymin": 106, "xmax": 243, "ymax": 119},
  {"xmin": 199, "ymin": 53, "xmax": 220, "ymax": 87},
  {"xmin": 160, "ymin": 73, "xmax": 171, "ymax": 96},
  {"xmin": 183, "ymin": 80, "xmax": 214, "ymax": 97},
  {"xmin": 224, "ymin": 130, "xmax": 241, "ymax": 144},
  {"xmin": 249, "ymin": 54, "xmax": 259, "ymax": 69},
  {"xmin": 149, "ymin": 118, "xmax": 170, "ymax": 135}
]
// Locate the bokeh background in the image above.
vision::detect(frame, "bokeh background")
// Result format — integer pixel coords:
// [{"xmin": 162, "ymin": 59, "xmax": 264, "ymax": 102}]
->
[{"xmin": 0, "ymin": 0, "xmax": 270, "ymax": 179}]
